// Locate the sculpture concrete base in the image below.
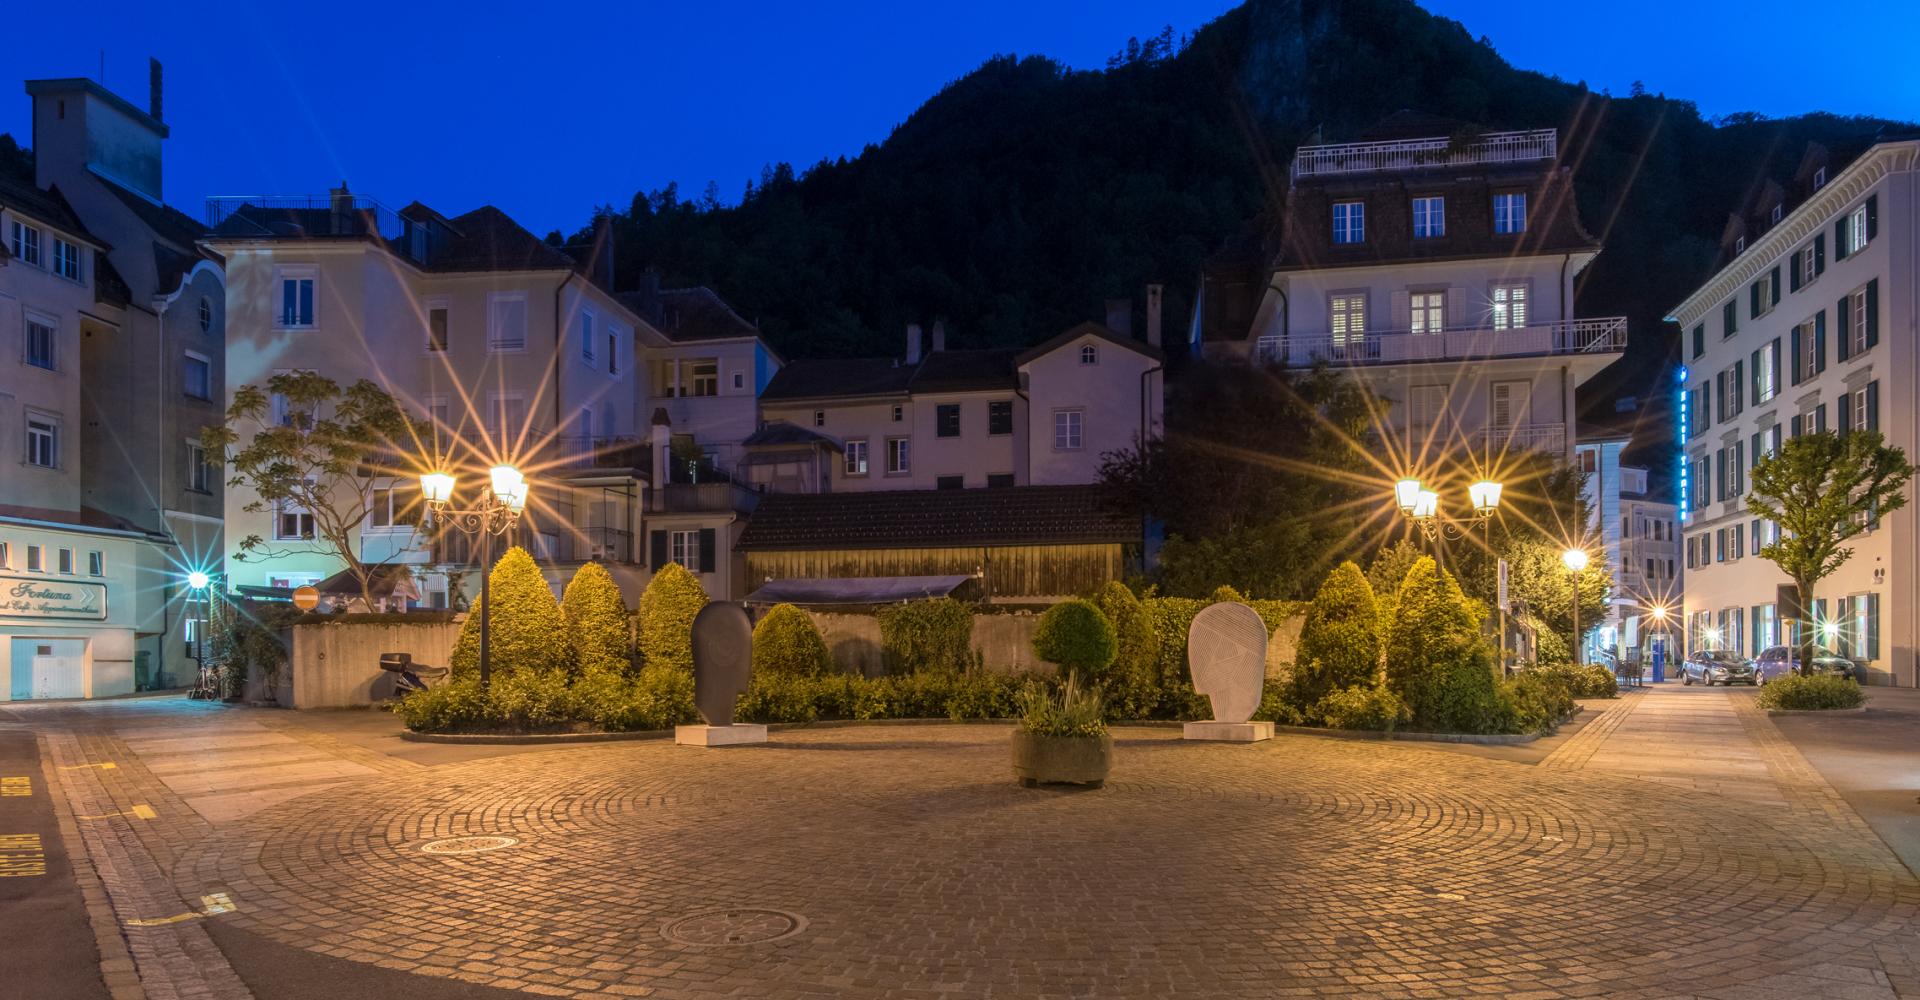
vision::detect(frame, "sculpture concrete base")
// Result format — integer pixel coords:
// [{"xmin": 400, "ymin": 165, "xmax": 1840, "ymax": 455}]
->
[
  {"xmin": 1182, "ymin": 721, "xmax": 1274, "ymax": 743},
  {"xmin": 675, "ymin": 724, "xmax": 768, "ymax": 747}
]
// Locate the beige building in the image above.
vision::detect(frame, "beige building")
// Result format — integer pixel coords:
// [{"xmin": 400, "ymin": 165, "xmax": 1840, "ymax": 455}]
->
[{"xmin": 1197, "ymin": 115, "xmax": 1627, "ymax": 475}]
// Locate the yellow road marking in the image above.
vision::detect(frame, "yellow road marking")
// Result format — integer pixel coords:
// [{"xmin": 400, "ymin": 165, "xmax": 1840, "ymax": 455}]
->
[
  {"xmin": 0, "ymin": 776, "xmax": 30, "ymax": 796},
  {"xmin": 126, "ymin": 892, "xmax": 236, "ymax": 927},
  {"xmin": 77, "ymin": 804, "xmax": 157, "ymax": 821},
  {"xmin": 59, "ymin": 762, "xmax": 117, "ymax": 771},
  {"xmin": 0, "ymin": 833, "xmax": 46, "ymax": 878}
]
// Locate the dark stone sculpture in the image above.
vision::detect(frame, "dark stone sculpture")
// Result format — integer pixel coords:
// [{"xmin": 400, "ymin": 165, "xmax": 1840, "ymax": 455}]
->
[{"xmin": 691, "ymin": 601, "xmax": 753, "ymax": 726}]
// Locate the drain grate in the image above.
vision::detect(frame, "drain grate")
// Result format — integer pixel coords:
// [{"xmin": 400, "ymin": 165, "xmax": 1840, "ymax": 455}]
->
[
  {"xmin": 661, "ymin": 908, "xmax": 807, "ymax": 946},
  {"xmin": 418, "ymin": 835, "xmax": 519, "ymax": 855}
]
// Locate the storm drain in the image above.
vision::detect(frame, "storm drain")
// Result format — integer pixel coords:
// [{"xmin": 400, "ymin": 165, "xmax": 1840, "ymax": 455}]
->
[
  {"xmin": 661, "ymin": 908, "xmax": 808, "ymax": 946},
  {"xmin": 418, "ymin": 835, "xmax": 520, "ymax": 855}
]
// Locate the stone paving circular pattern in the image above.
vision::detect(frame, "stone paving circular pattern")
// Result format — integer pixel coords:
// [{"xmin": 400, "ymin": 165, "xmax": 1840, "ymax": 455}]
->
[{"xmin": 177, "ymin": 725, "xmax": 1920, "ymax": 999}]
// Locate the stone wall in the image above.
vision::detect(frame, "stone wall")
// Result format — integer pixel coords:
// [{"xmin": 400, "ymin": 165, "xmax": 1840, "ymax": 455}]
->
[{"xmin": 288, "ymin": 619, "xmax": 464, "ymax": 708}]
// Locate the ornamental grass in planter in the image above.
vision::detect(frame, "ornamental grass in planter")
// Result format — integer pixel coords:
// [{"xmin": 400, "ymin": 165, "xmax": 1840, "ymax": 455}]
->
[{"xmin": 1010, "ymin": 673, "xmax": 1111, "ymax": 789}]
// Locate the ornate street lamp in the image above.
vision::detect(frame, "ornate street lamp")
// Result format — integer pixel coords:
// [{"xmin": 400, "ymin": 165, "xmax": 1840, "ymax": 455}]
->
[
  {"xmin": 1394, "ymin": 476, "xmax": 1503, "ymax": 541},
  {"xmin": 419, "ymin": 464, "xmax": 529, "ymax": 687},
  {"xmin": 1562, "ymin": 547, "xmax": 1590, "ymax": 666}
]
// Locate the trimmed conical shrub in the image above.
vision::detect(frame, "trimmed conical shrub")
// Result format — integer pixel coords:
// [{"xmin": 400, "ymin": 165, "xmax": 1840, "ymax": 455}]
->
[
  {"xmin": 1292, "ymin": 561, "xmax": 1380, "ymax": 708},
  {"xmin": 563, "ymin": 561, "xmax": 632, "ymax": 680},
  {"xmin": 752, "ymin": 603, "xmax": 834, "ymax": 678},
  {"xmin": 449, "ymin": 546, "xmax": 570, "ymax": 678},
  {"xmin": 1032, "ymin": 598, "xmax": 1117, "ymax": 679},
  {"xmin": 1384, "ymin": 556, "xmax": 1503, "ymax": 733},
  {"xmin": 1096, "ymin": 581, "xmax": 1161, "ymax": 718},
  {"xmin": 638, "ymin": 561, "xmax": 708, "ymax": 673}
]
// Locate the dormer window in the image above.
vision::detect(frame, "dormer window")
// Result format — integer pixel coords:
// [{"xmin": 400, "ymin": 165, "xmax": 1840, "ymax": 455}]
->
[
  {"xmin": 1813, "ymin": 167, "xmax": 1827, "ymax": 190},
  {"xmin": 1331, "ymin": 201, "xmax": 1365, "ymax": 244},
  {"xmin": 51, "ymin": 238, "xmax": 81, "ymax": 282},
  {"xmin": 1493, "ymin": 192, "xmax": 1528, "ymax": 234},
  {"xmin": 1411, "ymin": 196, "xmax": 1445, "ymax": 238},
  {"xmin": 1770, "ymin": 203, "xmax": 1783, "ymax": 224},
  {"xmin": 1734, "ymin": 236, "xmax": 1746, "ymax": 253},
  {"xmin": 1079, "ymin": 344, "xmax": 1098, "ymax": 365},
  {"xmin": 9, "ymin": 220, "xmax": 41, "ymax": 266}
]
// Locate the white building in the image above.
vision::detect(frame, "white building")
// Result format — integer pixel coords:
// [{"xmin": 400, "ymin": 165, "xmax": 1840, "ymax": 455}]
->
[
  {"xmin": 1575, "ymin": 416, "xmax": 1680, "ymax": 666},
  {"xmin": 1195, "ymin": 114, "xmax": 1627, "ymax": 476},
  {"xmin": 1668, "ymin": 135, "xmax": 1918, "ymax": 684}
]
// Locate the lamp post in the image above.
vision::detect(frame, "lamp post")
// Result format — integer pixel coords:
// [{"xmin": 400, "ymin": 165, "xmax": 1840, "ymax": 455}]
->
[
  {"xmin": 1394, "ymin": 476, "xmax": 1503, "ymax": 541},
  {"xmin": 420, "ymin": 464, "xmax": 529, "ymax": 688},
  {"xmin": 1562, "ymin": 547, "xmax": 1589, "ymax": 665}
]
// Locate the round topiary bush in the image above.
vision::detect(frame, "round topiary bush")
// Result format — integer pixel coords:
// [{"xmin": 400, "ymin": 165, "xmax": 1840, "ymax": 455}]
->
[
  {"xmin": 637, "ymin": 562, "xmax": 708, "ymax": 673},
  {"xmin": 562, "ymin": 561, "xmax": 632, "ymax": 680},
  {"xmin": 1291, "ymin": 561, "xmax": 1380, "ymax": 708},
  {"xmin": 876, "ymin": 598, "xmax": 974, "ymax": 673},
  {"xmin": 1031, "ymin": 598, "xmax": 1118, "ymax": 679},
  {"xmin": 450, "ymin": 546, "xmax": 571, "ymax": 679},
  {"xmin": 1756, "ymin": 673, "xmax": 1865, "ymax": 711},
  {"xmin": 752, "ymin": 603, "xmax": 834, "ymax": 678},
  {"xmin": 1384, "ymin": 556, "xmax": 1504, "ymax": 733}
]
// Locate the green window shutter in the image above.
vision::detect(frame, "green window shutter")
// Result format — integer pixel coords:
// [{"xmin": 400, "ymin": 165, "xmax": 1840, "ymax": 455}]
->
[
  {"xmin": 1814, "ymin": 310, "xmax": 1827, "ymax": 372},
  {"xmin": 1790, "ymin": 325, "xmax": 1803, "ymax": 385},
  {"xmin": 1839, "ymin": 396, "xmax": 1853, "ymax": 435},
  {"xmin": 1816, "ymin": 403, "xmax": 1827, "ymax": 433},
  {"xmin": 1789, "ymin": 252, "xmax": 1802, "ymax": 291},
  {"xmin": 1868, "ymin": 593, "xmax": 1881, "ymax": 659},
  {"xmin": 1814, "ymin": 233, "xmax": 1826, "ymax": 273},
  {"xmin": 1750, "ymin": 349, "xmax": 1761, "ymax": 399},
  {"xmin": 1750, "ymin": 281, "xmax": 1762, "ymax": 318},
  {"xmin": 1866, "ymin": 278, "xmax": 1880, "ymax": 347},
  {"xmin": 1791, "ymin": 414, "xmax": 1804, "ymax": 437},
  {"xmin": 1837, "ymin": 295, "xmax": 1851, "ymax": 360},
  {"xmin": 1701, "ymin": 381, "xmax": 1712, "ymax": 430},
  {"xmin": 1866, "ymin": 194, "xmax": 1878, "ymax": 240},
  {"xmin": 1835, "ymin": 218, "xmax": 1849, "ymax": 260},
  {"xmin": 1770, "ymin": 266, "xmax": 1781, "ymax": 306},
  {"xmin": 1724, "ymin": 300, "xmax": 1737, "ymax": 336},
  {"xmin": 649, "ymin": 530, "xmax": 668, "ymax": 567},
  {"xmin": 698, "ymin": 528, "xmax": 717, "ymax": 571},
  {"xmin": 1867, "ymin": 381, "xmax": 1880, "ymax": 432},
  {"xmin": 1693, "ymin": 324, "xmax": 1705, "ymax": 358}
]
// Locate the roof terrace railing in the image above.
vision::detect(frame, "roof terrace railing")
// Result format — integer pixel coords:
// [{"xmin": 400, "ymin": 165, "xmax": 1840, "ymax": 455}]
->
[
  {"xmin": 205, "ymin": 194, "xmax": 410, "ymax": 242},
  {"xmin": 1290, "ymin": 128, "xmax": 1558, "ymax": 180},
  {"xmin": 1255, "ymin": 315, "xmax": 1626, "ymax": 368}
]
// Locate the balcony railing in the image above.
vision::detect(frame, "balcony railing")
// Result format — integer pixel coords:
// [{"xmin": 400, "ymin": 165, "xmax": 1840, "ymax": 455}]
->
[
  {"xmin": 1473, "ymin": 422, "xmax": 1567, "ymax": 455},
  {"xmin": 1291, "ymin": 128, "xmax": 1558, "ymax": 180},
  {"xmin": 1256, "ymin": 317, "xmax": 1626, "ymax": 368}
]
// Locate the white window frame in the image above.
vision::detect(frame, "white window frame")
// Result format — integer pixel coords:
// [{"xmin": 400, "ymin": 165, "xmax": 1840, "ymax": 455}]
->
[
  {"xmin": 669, "ymin": 530, "xmax": 703, "ymax": 573},
  {"xmin": 57, "ymin": 548, "xmax": 74, "ymax": 574},
  {"xmin": 26, "ymin": 545, "xmax": 43, "ymax": 572},
  {"xmin": 1846, "ymin": 206, "xmax": 1868, "ymax": 254},
  {"xmin": 844, "ymin": 438, "xmax": 869, "ymax": 476},
  {"xmin": 1490, "ymin": 282, "xmax": 1528, "ymax": 330},
  {"xmin": 731, "ymin": 371, "xmax": 745, "ymax": 391},
  {"xmin": 183, "ymin": 350, "xmax": 212, "ymax": 400},
  {"xmin": 367, "ymin": 483, "xmax": 420, "ymax": 532},
  {"xmin": 187, "ymin": 439, "xmax": 213, "ymax": 493},
  {"xmin": 1799, "ymin": 244, "xmax": 1818, "ymax": 288},
  {"xmin": 273, "ymin": 489, "xmax": 316, "ymax": 541},
  {"xmin": 1053, "ymin": 409, "xmax": 1085, "ymax": 451},
  {"xmin": 487, "ymin": 291, "xmax": 528, "ymax": 352},
  {"xmin": 423, "ymin": 297, "xmax": 450, "ymax": 354},
  {"xmin": 25, "ymin": 410, "xmax": 59, "ymax": 469},
  {"xmin": 51, "ymin": 237, "xmax": 81, "ymax": 282},
  {"xmin": 87, "ymin": 551, "xmax": 103, "ymax": 576},
  {"xmin": 23, "ymin": 314, "xmax": 58, "ymax": 371},
  {"xmin": 1411, "ymin": 196, "xmax": 1445, "ymax": 238},
  {"xmin": 1079, "ymin": 344, "xmax": 1098, "ymax": 365},
  {"xmin": 1409, "ymin": 290, "xmax": 1445, "ymax": 335},
  {"xmin": 686, "ymin": 358, "xmax": 719, "ymax": 397},
  {"xmin": 1331, "ymin": 201, "xmax": 1365, "ymax": 244},
  {"xmin": 885, "ymin": 437, "xmax": 911, "ymax": 475},
  {"xmin": 199, "ymin": 297, "xmax": 214, "ymax": 333},
  {"xmin": 1493, "ymin": 192, "xmax": 1528, "ymax": 234},
  {"xmin": 891, "ymin": 405, "xmax": 904, "ymax": 422},
  {"xmin": 580, "ymin": 308, "xmax": 597, "ymax": 365},
  {"xmin": 274, "ymin": 266, "xmax": 318, "ymax": 330},
  {"xmin": 10, "ymin": 220, "xmax": 42, "ymax": 266},
  {"xmin": 1770, "ymin": 203, "xmax": 1783, "ymax": 224},
  {"xmin": 1330, "ymin": 292, "xmax": 1366, "ymax": 346},
  {"xmin": 1849, "ymin": 286, "xmax": 1870, "ymax": 355}
]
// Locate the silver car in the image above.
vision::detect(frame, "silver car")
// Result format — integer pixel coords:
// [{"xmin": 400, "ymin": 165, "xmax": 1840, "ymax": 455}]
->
[
  {"xmin": 1682, "ymin": 650, "xmax": 1757, "ymax": 686},
  {"xmin": 1754, "ymin": 645, "xmax": 1856, "ymax": 684}
]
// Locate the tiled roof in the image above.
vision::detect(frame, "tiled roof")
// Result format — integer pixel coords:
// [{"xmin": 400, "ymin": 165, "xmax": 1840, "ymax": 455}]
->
[
  {"xmin": 1014, "ymin": 322, "xmax": 1162, "ymax": 366},
  {"xmin": 0, "ymin": 176, "xmax": 102, "ymax": 246},
  {"xmin": 428, "ymin": 206, "xmax": 576, "ymax": 273},
  {"xmin": 761, "ymin": 357, "xmax": 915, "ymax": 402},
  {"xmin": 617, "ymin": 285, "xmax": 761, "ymax": 343},
  {"xmin": 742, "ymin": 422, "xmax": 839, "ymax": 448},
  {"xmin": 909, "ymin": 348, "xmax": 1021, "ymax": 392},
  {"xmin": 737, "ymin": 485, "xmax": 1135, "ymax": 551},
  {"xmin": 95, "ymin": 175, "xmax": 206, "ymax": 250}
]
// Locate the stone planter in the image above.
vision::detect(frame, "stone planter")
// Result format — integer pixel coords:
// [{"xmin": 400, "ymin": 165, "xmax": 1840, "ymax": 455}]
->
[{"xmin": 1010, "ymin": 730, "xmax": 1112, "ymax": 788}]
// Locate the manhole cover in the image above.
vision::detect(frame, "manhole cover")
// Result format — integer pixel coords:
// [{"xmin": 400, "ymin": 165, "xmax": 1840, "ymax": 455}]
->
[
  {"xmin": 661, "ymin": 908, "xmax": 807, "ymax": 946},
  {"xmin": 418, "ymin": 835, "xmax": 519, "ymax": 855}
]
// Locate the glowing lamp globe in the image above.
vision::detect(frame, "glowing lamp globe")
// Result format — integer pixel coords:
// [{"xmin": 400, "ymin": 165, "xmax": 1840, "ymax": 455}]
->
[
  {"xmin": 1468, "ymin": 480, "xmax": 1503, "ymax": 515},
  {"xmin": 1562, "ymin": 548, "xmax": 1589, "ymax": 572},
  {"xmin": 1394, "ymin": 478, "xmax": 1423, "ymax": 512},
  {"xmin": 185, "ymin": 571, "xmax": 211, "ymax": 591},
  {"xmin": 420, "ymin": 471, "xmax": 456, "ymax": 505},
  {"xmin": 489, "ymin": 464, "xmax": 525, "ymax": 502},
  {"xmin": 1411, "ymin": 490, "xmax": 1439, "ymax": 520}
]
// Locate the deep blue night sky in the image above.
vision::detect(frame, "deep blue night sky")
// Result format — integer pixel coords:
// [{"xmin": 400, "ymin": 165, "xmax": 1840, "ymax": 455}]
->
[{"xmin": 7, "ymin": 1, "xmax": 1915, "ymax": 236}]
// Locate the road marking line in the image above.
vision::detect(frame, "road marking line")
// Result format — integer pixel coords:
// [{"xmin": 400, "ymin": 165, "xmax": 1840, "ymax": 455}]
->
[
  {"xmin": 0, "ymin": 833, "xmax": 46, "ymax": 877},
  {"xmin": 76, "ymin": 804, "xmax": 157, "ymax": 821},
  {"xmin": 59, "ymin": 762, "xmax": 117, "ymax": 771},
  {"xmin": 0, "ymin": 776, "xmax": 30, "ymax": 796},
  {"xmin": 126, "ymin": 892, "xmax": 236, "ymax": 927}
]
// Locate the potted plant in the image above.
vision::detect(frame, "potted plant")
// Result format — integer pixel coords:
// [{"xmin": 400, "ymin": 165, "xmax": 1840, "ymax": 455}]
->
[{"xmin": 1010, "ymin": 673, "xmax": 1111, "ymax": 789}]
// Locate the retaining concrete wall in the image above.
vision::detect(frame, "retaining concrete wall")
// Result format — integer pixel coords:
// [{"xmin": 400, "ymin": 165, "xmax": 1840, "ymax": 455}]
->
[{"xmin": 289, "ymin": 619, "xmax": 464, "ymax": 708}]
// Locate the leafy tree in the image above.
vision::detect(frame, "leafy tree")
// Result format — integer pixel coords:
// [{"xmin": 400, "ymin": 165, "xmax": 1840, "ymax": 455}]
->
[
  {"xmin": 752, "ymin": 604, "xmax": 835, "ymax": 678},
  {"xmin": 637, "ymin": 562, "xmax": 709, "ymax": 673},
  {"xmin": 1747, "ymin": 431, "xmax": 1914, "ymax": 674},
  {"xmin": 450, "ymin": 547, "xmax": 571, "ymax": 678},
  {"xmin": 203, "ymin": 371, "xmax": 425, "ymax": 611},
  {"xmin": 1292, "ymin": 562, "xmax": 1380, "ymax": 707},
  {"xmin": 562, "ymin": 562, "xmax": 632, "ymax": 680},
  {"xmin": 1032, "ymin": 598, "xmax": 1118, "ymax": 679}
]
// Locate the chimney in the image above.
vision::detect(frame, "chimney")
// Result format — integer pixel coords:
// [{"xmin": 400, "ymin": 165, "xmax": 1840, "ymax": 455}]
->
[
  {"xmin": 149, "ymin": 58, "xmax": 163, "ymax": 121},
  {"xmin": 905, "ymin": 323, "xmax": 923, "ymax": 365},
  {"xmin": 1145, "ymin": 284, "xmax": 1164, "ymax": 348},
  {"xmin": 931, "ymin": 319, "xmax": 947, "ymax": 354},
  {"xmin": 1104, "ymin": 298, "xmax": 1132, "ymax": 337}
]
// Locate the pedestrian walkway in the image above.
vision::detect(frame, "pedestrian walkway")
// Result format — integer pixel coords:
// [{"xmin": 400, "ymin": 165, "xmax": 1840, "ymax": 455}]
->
[{"xmin": 1545, "ymin": 682, "xmax": 1789, "ymax": 808}]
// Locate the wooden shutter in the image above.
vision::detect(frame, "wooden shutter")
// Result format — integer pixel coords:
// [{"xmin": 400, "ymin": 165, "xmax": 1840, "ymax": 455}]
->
[
  {"xmin": 1865, "ymin": 278, "xmax": 1879, "ymax": 348},
  {"xmin": 1866, "ymin": 194, "xmax": 1878, "ymax": 241},
  {"xmin": 1790, "ymin": 325, "xmax": 1804, "ymax": 385},
  {"xmin": 1837, "ymin": 295, "xmax": 1852, "ymax": 360},
  {"xmin": 1700, "ymin": 381, "xmax": 1711, "ymax": 431},
  {"xmin": 1814, "ymin": 233, "xmax": 1825, "ymax": 274},
  {"xmin": 1835, "ymin": 218, "xmax": 1849, "ymax": 260},
  {"xmin": 698, "ymin": 528, "xmax": 717, "ymax": 572},
  {"xmin": 649, "ymin": 530, "xmax": 667, "ymax": 568},
  {"xmin": 1789, "ymin": 252, "xmax": 1802, "ymax": 291},
  {"xmin": 1867, "ymin": 382, "xmax": 1880, "ymax": 433},
  {"xmin": 1723, "ymin": 300, "xmax": 1737, "ymax": 337},
  {"xmin": 1390, "ymin": 290, "xmax": 1411, "ymax": 331},
  {"xmin": 1791, "ymin": 414, "xmax": 1804, "ymax": 437},
  {"xmin": 1770, "ymin": 266, "xmax": 1781, "ymax": 306},
  {"xmin": 1750, "ymin": 281, "xmax": 1762, "ymax": 318},
  {"xmin": 1814, "ymin": 311, "xmax": 1827, "ymax": 373},
  {"xmin": 1445, "ymin": 287, "xmax": 1466, "ymax": 327},
  {"xmin": 1838, "ymin": 396, "xmax": 1853, "ymax": 435}
]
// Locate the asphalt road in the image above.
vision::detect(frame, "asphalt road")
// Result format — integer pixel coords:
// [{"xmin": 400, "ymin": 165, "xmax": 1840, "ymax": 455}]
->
[
  {"xmin": 0, "ymin": 720, "xmax": 110, "ymax": 1000},
  {"xmin": 1772, "ymin": 685, "xmax": 1920, "ymax": 875}
]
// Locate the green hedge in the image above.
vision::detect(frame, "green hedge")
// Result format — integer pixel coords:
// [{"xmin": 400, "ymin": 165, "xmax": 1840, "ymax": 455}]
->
[
  {"xmin": 393, "ymin": 665, "xmax": 696, "ymax": 734},
  {"xmin": 638, "ymin": 563, "xmax": 708, "ymax": 673},
  {"xmin": 449, "ymin": 546, "xmax": 571, "ymax": 679},
  {"xmin": 1096, "ymin": 582, "xmax": 1164, "ymax": 720},
  {"xmin": 562, "ymin": 561, "xmax": 633, "ymax": 679},
  {"xmin": 1757, "ymin": 674, "xmax": 1865, "ymax": 711},
  {"xmin": 877, "ymin": 598, "xmax": 974, "ymax": 673},
  {"xmin": 1311, "ymin": 684, "xmax": 1409, "ymax": 732},
  {"xmin": 751, "ymin": 604, "xmax": 835, "ymax": 678},
  {"xmin": 1530, "ymin": 663, "xmax": 1618, "ymax": 699},
  {"xmin": 1291, "ymin": 561, "xmax": 1380, "ymax": 708}
]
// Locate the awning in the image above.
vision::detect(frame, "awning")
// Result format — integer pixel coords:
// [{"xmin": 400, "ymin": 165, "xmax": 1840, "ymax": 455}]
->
[{"xmin": 744, "ymin": 575, "xmax": 975, "ymax": 607}]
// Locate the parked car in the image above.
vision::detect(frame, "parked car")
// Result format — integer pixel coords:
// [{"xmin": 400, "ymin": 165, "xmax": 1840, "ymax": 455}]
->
[
  {"xmin": 1754, "ymin": 645, "xmax": 1857, "ymax": 684},
  {"xmin": 1681, "ymin": 649, "xmax": 1757, "ymax": 686}
]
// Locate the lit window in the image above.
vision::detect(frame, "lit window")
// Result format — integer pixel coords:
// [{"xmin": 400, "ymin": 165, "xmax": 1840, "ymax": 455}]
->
[
  {"xmin": 1412, "ymin": 196, "xmax": 1445, "ymax": 238},
  {"xmin": 1493, "ymin": 192, "xmax": 1528, "ymax": 234},
  {"xmin": 1491, "ymin": 283, "xmax": 1528, "ymax": 330},
  {"xmin": 1409, "ymin": 291, "xmax": 1444, "ymax": 334},
  {"xmin": 1330, "ymin": 294, "xmax": 1366, "ymax": 347},
  {"xmin": 1054, "ymin": 409, "xmax": 1084, "ymax": 450},
  {"xmin": 1331, "ymin": 201, "xmax": 1365, "ymax": 244}
]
